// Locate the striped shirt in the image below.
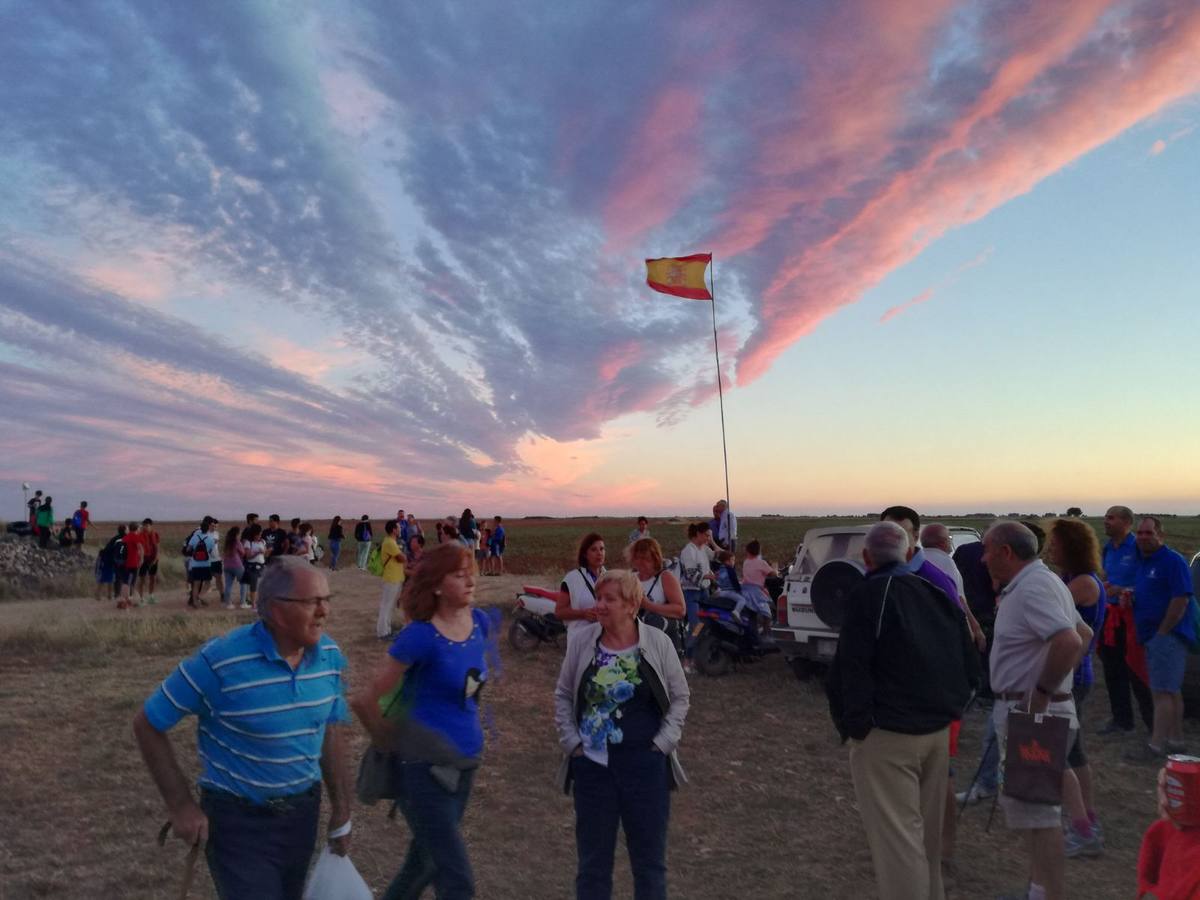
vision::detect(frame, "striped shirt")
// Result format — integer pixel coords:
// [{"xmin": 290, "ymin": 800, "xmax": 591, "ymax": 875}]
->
[{"xmin": 143, "ymin": 620, "xmax": 349, "ymax": 804}]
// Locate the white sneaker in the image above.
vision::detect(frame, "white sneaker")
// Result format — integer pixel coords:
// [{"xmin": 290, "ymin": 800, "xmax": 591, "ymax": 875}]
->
[
  {"xmin": 955, "ymin": 783, "xmax": 996, "ymax": 805},
  {"xmin": 239, "ymin": 601, "xmax": 252, "ymax": 610}
]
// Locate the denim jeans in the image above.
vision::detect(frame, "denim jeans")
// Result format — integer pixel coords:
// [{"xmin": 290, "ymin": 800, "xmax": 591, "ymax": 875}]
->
[
  {"xmin": 383, "ymin": 763, "xmax": 476, "ymax": 900},
  {"xmin": 223, "ymin": 569, "xmax": 245, "ymax": 604},
  {"xmin": 682, "ymin": 590, "xmax": 704, "ymax": 660},
  {"xmin": 201, "ymin": 786, "xmax": 320, "ymax": 900},
  {"xmin": 328, "ymin": 539, "xmax": 341, "ymax": 570},
  {"xmin": 356, "ymin": 542, "xmax": 371, "ymax": 569},
  {"xmin": 573, "ymin": 746, "xmax": 670, "ymax": 900}
]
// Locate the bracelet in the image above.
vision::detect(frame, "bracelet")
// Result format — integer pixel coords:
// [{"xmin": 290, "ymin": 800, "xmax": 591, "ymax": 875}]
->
[{"xmin": 329, "ymin": 820, "xmax": 352, "ymax": 839}]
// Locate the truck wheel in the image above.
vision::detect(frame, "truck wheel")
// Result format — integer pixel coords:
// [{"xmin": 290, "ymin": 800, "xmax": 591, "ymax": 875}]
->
[
  {"xmin": 695, "ymin": 631, "xmax": 733, "ymax": 677},
  {"xmin": 507, "ymin": 618, "xmax": 540, "ymax": 653}
]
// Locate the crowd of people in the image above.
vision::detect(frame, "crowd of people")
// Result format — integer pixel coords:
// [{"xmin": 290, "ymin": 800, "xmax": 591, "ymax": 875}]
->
[
  {"xmin": 824, "ymin": 504, "xmax": 1198, "ymax": 900},
  {"xmin": 20, "ymin": 488, "xmax": 90, "ymax": 549},
  {"xmin": 26, "ymin": 490, "xmax": 1191, "ymax": 899}
]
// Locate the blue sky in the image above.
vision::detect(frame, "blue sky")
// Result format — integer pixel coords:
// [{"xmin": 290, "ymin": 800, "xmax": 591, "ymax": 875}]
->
[{"xmin": 2, "ymin": 1, "xmax": 1198, "ymax": 520}]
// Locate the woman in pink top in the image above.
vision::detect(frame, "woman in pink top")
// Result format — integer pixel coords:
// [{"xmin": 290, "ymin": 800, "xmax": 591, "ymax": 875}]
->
[
  {"xmin": 221, "ymin": 526, "xmax": 246, "ymax": 610},
  {"xmin": 741, "ymin": 540, "xmax": 777, "ymax": 588},
  {"xmin": 740, "ymin": 539, "xmax": 777, "ymax": 625}
]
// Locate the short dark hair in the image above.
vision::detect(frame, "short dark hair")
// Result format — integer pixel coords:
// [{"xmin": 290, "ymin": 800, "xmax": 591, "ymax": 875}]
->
[
  {"xmin": 291, "ymin": 517, "xmax": 301, "ymax": 530},
  {"xmin": 201, "ymin": 515, "xmax": 215, "ymax": 531},
  {"xmin": 269, "ymin": 514, "xmax": 281, "ymax": 523},
  {"xmin": 746, "ymin": 540, "xmax": 761, "ymax": 556},
  {"xmin": 1020, "ymin": 520, "xmax": 1046, "ymax": 554},
  {"xmin": 687, "ymin": 523, "xmax": 698, "ymax": 539},
  {"xmin": 576, "ymin": 532, "xmax": 604, "ymax": 568},
  {"xmin": 696, "ymin": 521, "xmax": 711, "ymax": 534},
  {"xmin": 360, "ymin": 514, "xmax": 369, "ymax": 520},
  {"xmin": 879, "ymin": 506, "xmax": 920, "ymax": 531},
  {"xmin": 80, "ymin": 501, "xmax": 87, "ymax": 508},
  {"xmin": 1139, "ymin": 515, "xmax": 1164, "ymax": 535},
  {"xmin": 637, "ymin": 516, "xmax": 648, "ymax": 525},
  {"xmin": 385, "ymin": 519, "xmax": 398, "ymax": 534},
  {"xmin": 494, "ymin": 515, "xmax": 502, "ymax": 523},
  {"xmin": 141, "ymin": 517, "xmax": 153, "ymax": 526}
]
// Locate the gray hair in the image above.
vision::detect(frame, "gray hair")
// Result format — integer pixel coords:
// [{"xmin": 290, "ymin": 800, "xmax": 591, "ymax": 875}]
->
[
  {"xmin": 256, "ymin": 556, "xmax": 315, "ymax": 618},
  {"xmin": 984, "ymin": 520, "xmax": 1039, "ymax": 561},
  {"xmin": 865, "ymin": 521, "xmax": 909, "ymax": 567},
  {"xmin": 919, "ymin": 522, "xmax": 951, "ymax": 552}
]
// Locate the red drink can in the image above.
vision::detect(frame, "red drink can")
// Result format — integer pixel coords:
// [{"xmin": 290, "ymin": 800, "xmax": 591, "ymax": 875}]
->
[{"xmin": 1164, "ymin": 755, "xmax": 1200, "ymax": 828}]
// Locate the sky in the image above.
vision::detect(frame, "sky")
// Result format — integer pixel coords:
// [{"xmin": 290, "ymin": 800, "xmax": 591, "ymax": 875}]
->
[{"xmin": 2, "ymin": 0, "xmax": 1199, "ymax": 521}]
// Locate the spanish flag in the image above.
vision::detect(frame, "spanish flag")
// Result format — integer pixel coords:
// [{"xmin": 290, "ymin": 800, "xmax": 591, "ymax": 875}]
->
[{"xmin": 645, "ymin": 253, "xmax": 712, "ymax": 300}]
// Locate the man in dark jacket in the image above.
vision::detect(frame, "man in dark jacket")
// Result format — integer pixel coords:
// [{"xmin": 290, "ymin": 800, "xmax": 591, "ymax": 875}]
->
[{"xmin": 827, "ymin": 521, "xmax": 978, "ymax": 900}]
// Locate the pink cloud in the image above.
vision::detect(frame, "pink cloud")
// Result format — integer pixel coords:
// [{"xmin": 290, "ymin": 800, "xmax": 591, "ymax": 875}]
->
[
  {"xmin": 602, "ymin": 85, "xmax": 705, "ymax": 252},
  {"xmin": 879, "ymin": 246, "xmax": 992, "ymax": 323},
  {"xmin": 728, "ymin": 3, "xmax": 1200, "ymax": 385}
]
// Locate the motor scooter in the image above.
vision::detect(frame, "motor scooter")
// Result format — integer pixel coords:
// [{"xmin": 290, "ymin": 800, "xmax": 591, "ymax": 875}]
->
[
  {"xmin": 693, "ymin": 592, "xmax": 778, "ymax": 676},
  {"xmin": 508, "ymin": 585, "xmax": 567, "ymax": 652}
]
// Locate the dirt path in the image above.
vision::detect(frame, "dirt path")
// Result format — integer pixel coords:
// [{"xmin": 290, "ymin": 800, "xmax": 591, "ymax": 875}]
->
[{"xmin": 0, "ymin": 567, "xmax": 1167, "ymax": 898}]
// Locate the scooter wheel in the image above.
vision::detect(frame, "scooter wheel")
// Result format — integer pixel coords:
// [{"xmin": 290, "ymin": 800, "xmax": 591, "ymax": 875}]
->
[
  {"xmin": 694, "ymin": 630, "xmax": 733, "ymax": 677},
  {"xmin": 507, "ymin": 617, "xmax": 541, "ymax": 653}
]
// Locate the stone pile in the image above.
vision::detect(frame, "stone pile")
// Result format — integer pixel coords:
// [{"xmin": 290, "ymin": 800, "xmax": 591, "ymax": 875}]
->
[{"xmin": 0, "ymin": 536, "xmax": 93, "ymax": 583}]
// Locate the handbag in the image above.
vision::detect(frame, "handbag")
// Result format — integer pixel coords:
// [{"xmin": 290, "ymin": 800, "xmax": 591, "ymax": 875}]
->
[
  {"xmin": 354, "ymin": 685, "xmax": 407, "ymax": 805},
  {"xmin": 1002, "ymin": 708, "xmax": 1070, "ymax": 804}
]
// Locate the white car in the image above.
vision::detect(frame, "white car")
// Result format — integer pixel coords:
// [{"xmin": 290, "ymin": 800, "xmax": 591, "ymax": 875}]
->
[{"xmin": 771, "ymin": 524, "xmax": 982, "ymax": 679}]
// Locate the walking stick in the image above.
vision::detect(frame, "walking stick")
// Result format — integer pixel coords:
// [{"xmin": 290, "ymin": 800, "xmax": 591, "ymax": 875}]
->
[{"xmin": 158, "ymin": 821, "xmax": 201, "ymax": 900}]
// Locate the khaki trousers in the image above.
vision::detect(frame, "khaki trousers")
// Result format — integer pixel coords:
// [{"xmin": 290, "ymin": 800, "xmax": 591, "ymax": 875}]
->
[{"xmin": 849, "ymin": 726, "xmax": 949, "ymax": 900}]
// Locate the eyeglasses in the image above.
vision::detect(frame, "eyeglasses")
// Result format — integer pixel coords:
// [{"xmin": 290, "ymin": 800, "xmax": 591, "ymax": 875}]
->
[{"xmin": 276, "ymin": 596, "xmax": 332, "ymax": 609}]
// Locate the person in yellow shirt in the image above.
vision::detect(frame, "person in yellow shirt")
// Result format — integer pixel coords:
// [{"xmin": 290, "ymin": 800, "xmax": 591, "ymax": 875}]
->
[{"xmin": 376, "ymin": 519, "xmax": 407, "ymax": 639}]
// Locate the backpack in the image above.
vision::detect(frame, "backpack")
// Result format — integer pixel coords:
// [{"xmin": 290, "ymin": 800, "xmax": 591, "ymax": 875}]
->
[
  {"xmin": 366, "ymin": 543, "xmax": 384, "ymax": 577},
  {"xmin": 181, "ymin": 528, "xmax": 200, "ymax": 557},
  {"xmin": 111, "ymin": 538, "xmax": 128, "ymax": 568},
  {"xmin": 72, "ymin": 510, "xmax": 83, "ymax": 529},
  {"xmin": 191, "ymin": 534, "xmax": 210, "ymax": 563}
]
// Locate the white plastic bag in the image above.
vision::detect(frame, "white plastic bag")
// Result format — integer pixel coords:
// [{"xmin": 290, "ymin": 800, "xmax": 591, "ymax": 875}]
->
[{"xmin": 303, "ymin": 846, "xmax": 372, "ymax": 900}]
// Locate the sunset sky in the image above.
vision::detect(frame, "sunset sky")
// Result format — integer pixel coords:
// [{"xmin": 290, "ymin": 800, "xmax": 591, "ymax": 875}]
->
[{"xmin": 2, "ymin": 1, "xmax": 1199, "ymax": 521}]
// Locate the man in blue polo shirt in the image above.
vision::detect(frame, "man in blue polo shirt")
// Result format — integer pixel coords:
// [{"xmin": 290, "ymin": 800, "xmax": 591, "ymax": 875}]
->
[
  {"xmin": 133, "ymin": 557, "xmax": 352, "ymax": 898},
  {"xmin": 1098, "ymin": 505, "xmax": 1154, "ymax": 735},
  {"xmin": 1125, "ymin": 516, "xmax": 1195, "ymax": 763}
]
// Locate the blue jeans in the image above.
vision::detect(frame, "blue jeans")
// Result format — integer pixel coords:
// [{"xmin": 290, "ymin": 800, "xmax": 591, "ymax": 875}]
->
[
  {"xmin": 573, "ymin": 746, "xmax": 670, "ymax": 900},
  {"xmin": 383, "ymin": 763, "xmax": 476, "ymax": 900},
  {"xmin": 223, "ymin": 569, "xmax": 245, "ymax": 604},
  {"xmin": 201, "ymin": 785, "xmax": 320, "ymax": 900},
  {"xmin": 328, "ymin": 539, "xmax": 341, "ymax": 570},
  {"xmin": 683, "ymin": 590, "xmax": 704, "ymax": 659},
  {"xmin": 356, "ymin": 542, "xmax": 371, "ymax": 569}
]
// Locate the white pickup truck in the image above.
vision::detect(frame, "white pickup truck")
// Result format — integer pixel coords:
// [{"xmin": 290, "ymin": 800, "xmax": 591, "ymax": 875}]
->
[{"xmin": 771, "ymin": 525, "xmax": 981, "ymax": 679}]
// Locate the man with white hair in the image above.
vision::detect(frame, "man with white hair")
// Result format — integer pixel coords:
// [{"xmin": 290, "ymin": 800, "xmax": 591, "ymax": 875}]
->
[
  {"xmin": 827, "ymin": 521, "xmax": 979, "ymax": 900},
  {"xmin": 714, "ymin": 499, "xmax": 737, "ymax": 554},
  {"xmin": 133, "ymin": 557, "xmax": 352, "ymax": 899},
  {"xmin": 984, "ymin": 521, "xmax": 1091, "ymax": 900}
]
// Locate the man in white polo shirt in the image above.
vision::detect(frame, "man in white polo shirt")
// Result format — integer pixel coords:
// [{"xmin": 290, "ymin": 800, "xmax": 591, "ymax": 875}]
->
[{"xmin": 984, "ymin": 521, "xmax": 1091, "ymax": 900}]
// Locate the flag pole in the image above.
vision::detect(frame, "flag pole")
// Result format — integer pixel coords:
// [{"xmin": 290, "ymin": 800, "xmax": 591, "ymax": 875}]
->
[{"xmin": 708, "ymin": 254, "xmax": 731, "ymax": 520}]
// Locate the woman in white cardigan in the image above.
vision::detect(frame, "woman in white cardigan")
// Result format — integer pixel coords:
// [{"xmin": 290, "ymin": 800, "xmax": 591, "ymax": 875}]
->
[{"xmin": 554, "ymin": 570, "xmax": 689, "ymax": 900}]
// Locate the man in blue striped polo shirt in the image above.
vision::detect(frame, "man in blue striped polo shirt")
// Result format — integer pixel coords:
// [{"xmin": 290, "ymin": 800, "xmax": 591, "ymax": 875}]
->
[{"xmin": 133, "ymin": 556, "xmax": 352, "ymax": 899}]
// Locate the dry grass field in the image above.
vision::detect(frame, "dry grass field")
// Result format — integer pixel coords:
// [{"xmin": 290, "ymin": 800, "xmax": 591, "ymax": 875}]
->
[{"xmin": 1, "ymin": 514, "xmax": 1197, "ymax": 898}]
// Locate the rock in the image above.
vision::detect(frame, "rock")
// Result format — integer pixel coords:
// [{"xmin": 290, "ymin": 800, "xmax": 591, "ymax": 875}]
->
[{"xmin": 0, "ymin": 535, "xmax": 94, "ymax": 583}]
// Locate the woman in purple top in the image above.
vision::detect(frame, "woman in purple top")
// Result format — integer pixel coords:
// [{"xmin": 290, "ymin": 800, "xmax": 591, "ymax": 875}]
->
[{"xmin": 1047, "ymin": 518, "xmax": 1107, "ymax": 857}]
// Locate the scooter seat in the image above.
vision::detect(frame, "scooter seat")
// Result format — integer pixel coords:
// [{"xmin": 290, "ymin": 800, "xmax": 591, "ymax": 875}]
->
[
  {"xmin": 701, "ymin": 594, "xmax": 740, "ymax": 613},
  {"xmin": 522, "ymin": 585, "xmax": 559, "ymax": 600}
]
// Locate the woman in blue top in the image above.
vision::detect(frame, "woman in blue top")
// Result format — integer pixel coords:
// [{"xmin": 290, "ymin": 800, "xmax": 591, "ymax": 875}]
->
[
  {"xmin": 352, "ymin": 542, "xmax": 490, "ymax": 900},
  {"xmin": 1047, "ymin": 518, "xmax": 1107, "ymax": 857}
]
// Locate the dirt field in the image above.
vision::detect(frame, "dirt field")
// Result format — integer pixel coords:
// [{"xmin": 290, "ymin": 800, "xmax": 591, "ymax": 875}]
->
[{"xmin": 0, "ymin": 561, "xmax": 1180, "ymax": 899}]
